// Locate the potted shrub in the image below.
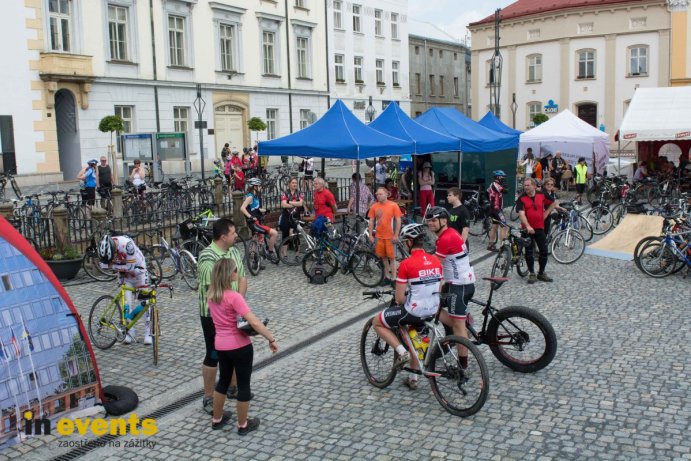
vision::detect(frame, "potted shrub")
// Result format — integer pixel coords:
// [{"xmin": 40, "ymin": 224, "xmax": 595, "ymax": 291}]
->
[{"xmin": 41, "ymin": 246, "xmax": 84, "ymax": 281}]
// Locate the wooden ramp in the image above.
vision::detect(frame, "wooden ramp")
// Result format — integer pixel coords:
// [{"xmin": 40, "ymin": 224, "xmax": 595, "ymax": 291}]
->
[{"xmin": 585, "ymin": 214, "xmax": 663, "ymax": 261}]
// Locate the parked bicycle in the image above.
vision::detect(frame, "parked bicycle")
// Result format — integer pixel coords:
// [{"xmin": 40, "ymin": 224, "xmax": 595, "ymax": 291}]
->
[
  {"xmin": 0, "ymin": 172, "xmax": 22, "ymax": 201},
  {"xmin": 148, "ymin": 225, "xmax": 198, "ymax": 290},
  {"xmin": 490, "ymin": 222, "xmax": 531, "ymax": 279}
]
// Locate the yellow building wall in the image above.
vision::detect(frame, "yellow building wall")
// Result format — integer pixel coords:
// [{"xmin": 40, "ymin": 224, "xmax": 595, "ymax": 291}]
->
[{"xmin": 671, "ymin": 10, "xmax": 690, "ymax": 86}]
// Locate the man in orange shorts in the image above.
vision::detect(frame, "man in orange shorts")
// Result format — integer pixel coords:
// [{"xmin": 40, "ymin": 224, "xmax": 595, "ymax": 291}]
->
[{"xmin": 368, "ymin": 187, "xmax": 402, "ymax": 284}]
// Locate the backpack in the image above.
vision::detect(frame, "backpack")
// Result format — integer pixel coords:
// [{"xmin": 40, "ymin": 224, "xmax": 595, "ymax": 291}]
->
[{"xmin": 307, "ymin": 261, "xmax": 329, "ymax": 284}]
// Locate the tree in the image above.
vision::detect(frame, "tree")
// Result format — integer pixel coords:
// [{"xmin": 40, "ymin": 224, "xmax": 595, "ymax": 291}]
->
[
  {"xmin": 98, "ymin": 115, "xmax": 124, "ymax": 149},
  {"xmin": 247, "ymin": 116, "xmax": 267, "ymax": 146},
  {"xmin": 532, "ymin": 113, "xmax": 549, "ymax": 126}
]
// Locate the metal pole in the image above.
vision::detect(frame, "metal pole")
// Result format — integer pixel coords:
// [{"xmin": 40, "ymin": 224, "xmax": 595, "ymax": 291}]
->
[{"xmin": 195, "ymin": 84, "xmax": 206, "ymax": 180}]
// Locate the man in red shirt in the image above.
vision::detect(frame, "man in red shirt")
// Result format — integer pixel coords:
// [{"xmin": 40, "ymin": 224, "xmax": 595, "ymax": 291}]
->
[
  {"xmin": 312, "ymin": 177, "xmax": 336, "ymax": 222},
  {"xmin": 515, "ymin": 178, "xmax": 558, "ymax": 283}
]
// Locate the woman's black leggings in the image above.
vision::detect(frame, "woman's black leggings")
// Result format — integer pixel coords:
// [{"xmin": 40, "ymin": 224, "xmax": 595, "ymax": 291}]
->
[{"xmin": 215, "ymin": 344, "xmax": 254, "ymax": 402}]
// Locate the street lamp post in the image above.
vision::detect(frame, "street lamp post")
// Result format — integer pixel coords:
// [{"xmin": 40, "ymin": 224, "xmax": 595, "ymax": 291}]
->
[
  {"xmin": 511, "ymin": 93, "xmax": 518, "ymax": 129},
  {"xmin": 193, "ymin": 84, "xmax": 206, "ymax": 180}
]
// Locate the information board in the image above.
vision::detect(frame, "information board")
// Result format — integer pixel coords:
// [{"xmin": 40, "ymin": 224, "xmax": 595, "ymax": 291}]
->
[
  {"xmin": 122, "ymin": 133, "xmax": 153, "ymax": 160},
  {"xmin": 156, "ymin": 133, "xmax": 186, "ymax": 160}
]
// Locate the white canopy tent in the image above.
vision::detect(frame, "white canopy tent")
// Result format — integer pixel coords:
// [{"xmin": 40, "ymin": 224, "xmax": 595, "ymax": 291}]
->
[
  {"xmin": 619, "ymin": 86, "xmax": 691, "ymax": 142},
  {"xmin": 520, "ymin": 109, "xmax": 610, "ymax": 174}
]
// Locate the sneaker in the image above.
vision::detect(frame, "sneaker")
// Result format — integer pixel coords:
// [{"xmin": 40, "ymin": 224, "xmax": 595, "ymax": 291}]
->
[
  {"xmin": 528, "ymin": 273, "xmax": 537, "ymax": 284},
  {"xmin": 237, "ymin": 417, "xmax": 260, "ymax": 436},
  {"xmin": 226, "ymin": 386, "xmax": 255, "ymax": 400},
  {"xmin": 487, "ymin": 244, "xmax": 497, "ymax": 252},
  {"xmin": 394, "ymin": 352, "xmax": 410, "ymax": 370},
  {"xmin": 143, "ymin": 321, "xmax": 152, "ymax": 345},
  {"xmin": 211, "ymin": 411, "xmax": 233, "ymax": 430},
  {"xmin": 202, "ymin": 396, "xmax": 214, "ymax": 415},
  {"xmin": 403, "ymin": 377, "xmax": 419, "ymax": 390},
  {"xmin": 537, "ymin": 272, "xmax": 553, "ymax": 282},
  {"xmin": 123, "ymin": 328, "xmax": 136, "ymax": 344},
  {"xmin": 267, "ymin": 252, "xmax": 279, "ymax": 263}
]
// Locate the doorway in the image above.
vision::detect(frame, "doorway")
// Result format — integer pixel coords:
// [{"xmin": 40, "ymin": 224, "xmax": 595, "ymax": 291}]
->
[
  {"xmin": 55, "ymin": 89, "xmax": 83, "ymax": 180},
  {"xmin": 214, "ymin": 104, "xmax": 244, "ymax": 156},
  {"xmin": 577, "ymin": 103, "xmax": 597, "ymax": 128}
]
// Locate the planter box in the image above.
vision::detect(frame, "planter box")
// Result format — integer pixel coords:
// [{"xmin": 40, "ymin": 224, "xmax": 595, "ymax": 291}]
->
[{"xmin": 45, "ymin": 258, "xmax": 83, "ymax": 281}]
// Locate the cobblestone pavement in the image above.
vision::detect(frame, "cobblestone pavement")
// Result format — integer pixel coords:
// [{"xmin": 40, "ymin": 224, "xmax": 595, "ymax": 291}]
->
[{"xmin": 6, "ymin": 230, "xmax": 690, "ymax": 460}]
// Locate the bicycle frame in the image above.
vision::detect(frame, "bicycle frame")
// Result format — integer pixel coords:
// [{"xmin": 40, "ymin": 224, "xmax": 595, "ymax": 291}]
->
[{"xmin": 660, "ymin": 233, "xmax": 691, "ymax": 266}]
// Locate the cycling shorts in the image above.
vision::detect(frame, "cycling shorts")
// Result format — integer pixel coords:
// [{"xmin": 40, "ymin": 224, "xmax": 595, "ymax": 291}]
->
[
  {"xmin": 441, "ymin": 282, "xmax": 475, "ymax": 319},
  {"xmin": 378, "ymin": 305, "xmax": 426, "ymax": 329},
  {"xmin": 375, "ymin": 239, "xmax": 395, "ymax": 259},
  {"xmin": 490, "ymin": 209, "xmax": 506, "ymax": 224},
  {"xmin": 248, "ymin": 219, "xmax": 271, "ymax": 236}
]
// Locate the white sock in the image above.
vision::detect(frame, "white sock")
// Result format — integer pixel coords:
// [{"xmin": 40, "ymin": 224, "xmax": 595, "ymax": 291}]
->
[{"xmin": 395, "ymin": 345, "xmax": 407, "ymax": 355}]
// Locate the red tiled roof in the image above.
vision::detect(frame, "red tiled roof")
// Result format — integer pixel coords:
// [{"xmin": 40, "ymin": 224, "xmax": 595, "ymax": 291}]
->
[{"xmin": 470, "ymin": 0, "xmax": 655, "ymax": 26}]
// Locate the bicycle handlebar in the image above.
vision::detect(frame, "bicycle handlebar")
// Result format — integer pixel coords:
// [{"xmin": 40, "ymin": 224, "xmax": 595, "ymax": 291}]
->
[{"xmin": 362, "ymin": 289, "xmax": 394, "ymax": 299}]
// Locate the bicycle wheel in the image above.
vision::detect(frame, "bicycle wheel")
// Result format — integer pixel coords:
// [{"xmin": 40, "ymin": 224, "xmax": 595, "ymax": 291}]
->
[
  {"xmin": 633, "ymin": 236, "xmax": 661, "ymax": 270},
  {"xmin": 301, "ymin": 248, "xmax": 339, "ymax": 279},
  {"xmin": 427, "ymin": 335, "xmax": 489, "ymax": 417},
  {"xmin": 279, "ymin": 234, "xmax": 307, "ymax": 266},
  {"xmin": 88, "ymin": 295, "xmax": 122, "ymax": 350},
  {"xmin": 68, "ymin": 205, "xmax": 88, "ymax": 236},
  {"xmin": 181, "ymin": 239, "xmax": 205, "ymax": 258},
  {"xmin": 586, "ymin": 206, "xmax": 613, "ymax": 235},
  {"xmin": 83, "ymin": 247, "xmax": 117, "ymax": 282},
  {"xmin": 468, "ymin": 214, "xmax": 486, "ymax": 237},
  {"xmin": 359, "ymin": 318, "xmax": 397, "ymax": 388},
  {"xmin": 611, "ymin": 203, "xmax": 627, "ymax": 227},
  {"xmin": 586, "ymin": 185, "xmax": 600, "ymax": 205},
  {"xmin": 576, "ymin": 214, "xmax": 594, "ymax": 242},
  {"xmin": 11, "ymin": 178, "xmax": 22, "ymax": 200},
  {"xmin": 515, "ymin": 250, "xmax": 529, "ymax": 277},
  {"xmin": 151, "ymin": 244, "xmax": 177, "ymax": 280},
  {"xmin": 550, "ymin": 229, "xmax": 585, "ymax": 264},
  {"xmin": 151, "ymin": 307, "xmax": 159, "ymax": 366},
  {"xmin": 349, "ymin": 250, "xmax": 384, "ymax": 287},
  {"xmin": 638, "ymin": 240, "xmax": 678, "ymax": 278},
  {"xmin": 490, "ymin": 246, "xmax": 511, "ymax": 278},
  {"xmin": 486, "ymin": 305, "xmax": 557, "ymax": 373},
  {"xmin": 246, "ymin": 239, "xmax": 261, "ymax": 276},
  {"xmin": 141, "ymin": 247, "xmax": 163, "ymax": 280},
  {"xmin": 179, "ymin": 249, "xmax": 198, "ymax": 290}
]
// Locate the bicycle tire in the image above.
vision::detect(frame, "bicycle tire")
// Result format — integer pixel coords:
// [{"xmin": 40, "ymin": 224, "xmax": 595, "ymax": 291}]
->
[
  {"xmin": 550, "ymin": 229, "xmax": 585, "ymax": 264},
  {"xmin": 179, "ymin": 249, "xmax": 198, "ymax": 290},
  {"xmin": 486, "ymin": 305, "xmax": 557, "ymax": 373},
  {"xmin": 349, "ymin": 250, "xmax": 384, "ymax": 287},
  {"xmin": 577, "ymin": 214, "xmax": 594, "ymax": 242},
  {"xmin": 246, "ymin": 239, "xmax": 261, "ymax": 276},
  {"xmin": 151, "ymin": 244, "xmax": 177, "ymax": 280},
  {"xmin": 515, "ymin": 249, "xmax": 529, "ymax": 277},
  {"xmin": 151, "ymin": 307, "xmax": 159, "ymax": 366},
  {"xmin": 467, "ymin": 214, "xmax": 486, "ymax": 237},
  {"xmin": 359, "ymin": 318, "xmax": 397, "ymax": 388},
  {"xmin": 427, "ymin": 335, "xmax": 489, "ymax": 417},
  {"xmin": 586, "ymin": 185, "xmax": 600, "ymax": 205},
  {"xmin": 586, "ymin": 206, "xmax": 613, "ymax": 235},
  {"xmin": 181, "ymin": 239, "xmax": 205, "ymax": 258},
  {"xmin": 301, "ymin": 248, "xmax": 339, "ymax": 279},
  {"xmin": 11, "ymin": 178, "xmax": 22, "ymax": 200},
  {"xmin": 490, "ymin": 246, "xmax": 511, "ymax": 278},
  {"xmin": 633, "ymin": 236, "xmax": 661, "ymax": 271},
  {"xmin": 141, "ymin": 247, "xmax": 163, "ymax": 280},
  {"xmin": 88, "ymin": 295, "xmax": 121, "ymax": 350},
  {"xmin": 637, "ymin": 240, "xmax": 678, "ymax": 278},
  {"xmin": 610, "ymin": 203, "xmax": 626, "ymax": 227},
  {"xmin": 279, "ymin": 234, "xmax": 307, "ymax": 266},
  {"xmin": 83, "ymin": 247, "xmax": 117, "ymax": 282}
]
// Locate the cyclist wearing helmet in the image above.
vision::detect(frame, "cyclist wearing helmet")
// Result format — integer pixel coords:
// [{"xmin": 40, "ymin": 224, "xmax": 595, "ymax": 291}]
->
[
  {"xmin": 98, "ymin": 234, "xmax": 151, "ymax": 344},
  {"xmin": 371, "ymin": 223, "xmax": 442, "ymax": 390},
  {"xmin": 425, "ymin": 206, "xmax": 475, "ymax": 369},
  {"xmin": 240, "ymin": 178, "xmax": 279, "ymax": 262},
  {"xmin": 78, "ymin": 159, "xmax": 99, "ymax": 216},
  {"xmin": 487, "ymin": 170, "xmax": 508, "ymax": 251}
]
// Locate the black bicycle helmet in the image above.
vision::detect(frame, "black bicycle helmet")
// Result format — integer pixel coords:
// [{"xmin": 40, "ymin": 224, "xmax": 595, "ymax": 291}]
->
[
  {"xmin": 98, "ymin": 235, "xmax": 116, "ymax": 264},
  {"xmin": 425, "ymin": 206, "xmax": 449, "ymax": 220}
]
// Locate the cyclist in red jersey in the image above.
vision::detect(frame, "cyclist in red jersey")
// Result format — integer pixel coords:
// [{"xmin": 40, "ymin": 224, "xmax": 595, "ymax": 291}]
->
[{"xmin": 371, "ymin": 223, "xmax": 442, "ymax": 389}]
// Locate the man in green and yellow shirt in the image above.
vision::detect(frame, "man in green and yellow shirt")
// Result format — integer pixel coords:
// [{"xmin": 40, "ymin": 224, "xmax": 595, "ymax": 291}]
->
[{"xmin": 574, "ymin": 157, "xmax": 590, "ymax": 205}]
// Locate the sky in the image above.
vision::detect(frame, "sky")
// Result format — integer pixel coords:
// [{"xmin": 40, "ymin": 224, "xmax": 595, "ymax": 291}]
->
[{"xmin": 409, "ymin": 0, "xmax": 517, "ymax": 42}]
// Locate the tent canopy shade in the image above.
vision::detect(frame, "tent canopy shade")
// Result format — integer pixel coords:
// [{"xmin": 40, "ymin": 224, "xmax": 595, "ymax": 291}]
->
[
  {"xmin": 369, "ymin": 102, "xmax": 461, "ymax": 154},
  {"xmin": 478, "ymin": 110, "xmax": 523, "ymax": 136},
  {"xmin": 257, "ymin": 99, "xmax": 414, "ymax": 159},
  {"xmin": 618, "ymin": 86, "xmax": 691, "ymax": 141}
]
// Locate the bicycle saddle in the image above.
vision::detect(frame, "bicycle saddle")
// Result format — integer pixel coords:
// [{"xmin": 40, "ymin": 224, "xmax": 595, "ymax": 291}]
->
[{"xmin": 483, "ymin": 276, "xmax": 509, "ymax": 289}]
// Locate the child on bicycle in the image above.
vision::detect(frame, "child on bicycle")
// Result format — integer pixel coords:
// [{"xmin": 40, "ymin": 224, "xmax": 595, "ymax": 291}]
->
[
  {"xmin": 370, "ymin": 223, "xmax": 442, "ymax": 390},
  {"xmin": 240, "ymin": 178, "xmax": 279, "ymax": 262},
  {"xmin": 98, "ymin": 234, "xmax": 151, "ymax": 345}
]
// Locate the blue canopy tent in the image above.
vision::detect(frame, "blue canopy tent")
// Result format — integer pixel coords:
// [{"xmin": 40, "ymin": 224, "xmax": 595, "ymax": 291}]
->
[
  {"xmin": 258, "ymin": 99, "xmax": 414, "ymax": 159},
  {"xmin": 416, "ymin": 108, "xmax": 519, "ymax": 200},
  {"xmin": 478, "ymin": 110, "xmax": 523, "ymax": 136}
]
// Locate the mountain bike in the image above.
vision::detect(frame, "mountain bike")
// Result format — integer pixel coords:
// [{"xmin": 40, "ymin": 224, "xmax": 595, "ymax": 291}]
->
[
  {"xmin": 88, "ymin": 275, "xmax": 173, "ymax": 365},
  {"xmin": 490, "ymin": 223, "xmax": 530, "ymax": 278},
  {"xmin": 360, "ymin": 290, "xmax": 489, "ymax": 417},
  {"xmin": 245, "ymin": 226, "xmax": 280, "ymax": 276},
  {"xmin": 148, "ymin": 226, "xmax": 198, "ymax": 290}
]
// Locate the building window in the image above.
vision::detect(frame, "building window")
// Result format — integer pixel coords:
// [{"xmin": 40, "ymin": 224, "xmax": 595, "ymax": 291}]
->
[
  {"xmin": 354, "ymin": 56, "xmax": 363, "ymax": 82},
  {"xmin": 527, "ymin": 54, "xmax": 542, "ymax": 82},
  {"xmin": 299, "ymin": 109, "xmax": 311, "ymax": 129},
  {"xmin": 429, "ymin": 74, "xmax": 435, "ymax": 95},
  {"xmin": 219, "ymin": 24, "xmax": 236, "ymax": 71},
  {"xmin": 527, "ymin": 102, "xmax": 542, "ymax": 128},
  {"xmin": 415, "ymin": 73, "xmax": 421, "ymax": 94},
  {"xmin": 333, "ymin": 0, "xmax": 342, "ymax": 29},
  {"xmin": 629, "ymin": 46, "xmax": 648, "ymax": 76},
  {"xmin": 296, "ymin": 36, "xmax": 309, "ymax": 78},
  {"xmin": 168, "ymin": 15, "xmax": 186, "ymax": 66},
  {"xmin": 174, "ymin": 107, "xmax": 188, "ymax": 133},
  {"xmin": 295, "ymin": 0, "xmax": 305, "ymax": 7},
  {"xmin": 48, "ymin": 0, "xmax": 72, "ymax": 52},
  {"xmin": 486, "ymin": 59, "xmax": 500, "ymax": 85},
  {"xmin": 266, "ymin": 108, "xmax": 277, "ymax": 140},
  {"xmin": 453, "ymin": 77, "xmax": 459, "ymax": 97},
  {"xmin": 335, "ymin": 54, "xmax": 344, "ymax": 82},
  {"xmin": 429, "ymin": 48, "xmax": 433, "ymax": 57},
  {"xmin": 352, "ymin": 4, "xmax": 361, "ymax": 32},
  {"xmin": 414, "ymin": 46, "xmax": 419, "ymax": 55},
  {"xmin": 454, "ymin": 52, "xmax": 458, "ymax": 61},
  {"xmin": 439, "ymin": 75, "xmax": 444, "ymax": 96},
  {"xmin": 374, "ymin": 9, "xmax": 382, "ymax": 36},
  {"xmin": 392, "ymin": 61, "xmax": 399, "ymax": 86},
  {"xmin": 263, "ymin": 31, "xmax": 276, "ymax": 74},
  {"xmin": 108, "ymin": 4, "xmax": 128, "ymax": 61},
  {"xmin": 376, "ymin": 59, "xmax": 384, "ymax": 85},
  {"xmin": 439, "ymin": 50, "xmax": 443, "ymax": 58},
  {"xmin": 577, "ymin": 49, "xmax": 595, "ymax": 79},
  {"xmin": 391, "ymin": 13, "xmax": 399, "ymax": 39}
]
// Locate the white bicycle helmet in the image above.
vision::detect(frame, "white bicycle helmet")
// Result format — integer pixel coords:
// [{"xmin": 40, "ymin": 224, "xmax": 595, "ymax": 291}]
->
[
  {"xmin": 98, "ymin": 235, "xmax": 116, "ymax": 263},
  {"xmin": 400, "ymin": 223, "xmax": 426, "ymax": 241},
  {"xmin": 248, "ymin": 178, "xmax": 262, "ymax": 187}
]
